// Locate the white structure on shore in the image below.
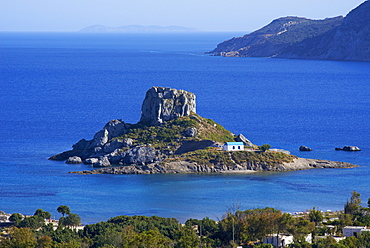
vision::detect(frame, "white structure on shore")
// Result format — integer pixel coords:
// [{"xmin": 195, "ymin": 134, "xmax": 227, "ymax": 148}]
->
[{"xmin": 223, "ymin": 142, "xmax": 244, "ymax": 151}]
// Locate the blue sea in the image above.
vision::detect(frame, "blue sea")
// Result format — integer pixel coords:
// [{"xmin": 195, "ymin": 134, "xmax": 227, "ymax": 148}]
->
[{"xmin": 0, "ymin": 32, "xmax": 369, "ymax": 223}]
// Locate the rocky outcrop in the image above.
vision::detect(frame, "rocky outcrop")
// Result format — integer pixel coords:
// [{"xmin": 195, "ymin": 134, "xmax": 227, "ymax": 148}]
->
[
  {"xmin": 235, "ymin": 134, "xmax": 254, "ymax": 147},
  {"xmin": 185, "ymin": 127, "xmax": 197, "ymax": 137},
  {"xmin": 122, "ymin": 146, "xmax": 157, "ymax": 165},
  {"xmin": 49, "ymin": 119, "xmax": 131, "ymax": 162},
  {"xmin": 299, "ymin": 146, "xmax": 312, "ymax": 151},
  {"xmin": 49, "ymin": 87, "xmax": 199, "ymax": 167},
  {"xmin": 73, "ymin": 157, "xmax": 357, "ymax": 175},
  {"xmin": 140, "ymin": 87, "xmax": 196, "ymax": 126},
  {"xmin": 66, "ymin": 156, "xmax": 82, "ymax": 164},
  {"xmin": 83, "ymin": 157, "xmax": 111, "ymax": 167},
  {"xmin": 210, "ymin": 1, "xmax": 370, "ymax": 62},
  {"xmin": 336, "ymin": 146, "xmax": 361, "ymax": 151}
]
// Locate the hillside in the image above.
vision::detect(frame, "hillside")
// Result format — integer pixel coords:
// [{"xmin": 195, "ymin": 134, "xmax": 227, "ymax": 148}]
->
[
  {"xmin": 209, "ymin": 1, "xmax": 370, "ymax": 62},
  {"xmin": 277, "ymin": 1, "xmax": 370, "ymax": 61},
  {"xmin": 210, "ymin": 16, "xmax": 343, "ymax": 57}
]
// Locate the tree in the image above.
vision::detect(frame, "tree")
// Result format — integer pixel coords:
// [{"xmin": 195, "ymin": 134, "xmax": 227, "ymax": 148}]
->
[
  {"xmin": 368, "ymin": 198, "xmax": 370, "ymax": 208},
  {"xmin": 125, "ymin": 229, "xmax": 172, "ymax": 248},
  {"xmin": 338, "ymin": 214, "xmax": 353, "ymax": 227},
  {"xmin": 59, "ymin": 213, "xmax": 81, "ymax": 227},
  {"xmin": 185, "ymin": 217, "xmax": 219, "ymax": 237},
  {"xmin": 344, "ymin": 191, "xmax": 361, "ymax": 215},
  {"xmin": 309, "ymin": 208, "xmax": 323, "ymax": 226},
  {"xmin": 200, "ymin": 217, "xmax": 219, "ymax": 237},
  {"xmin": 259, "ymin": 144, "xmax": 271, "ymax": 152},
  {"xmin": 57, "ymin": 205, "xmax": 71, "ymax": 217},
  {"xmin": 9, "ymin": 213, "xmax": 23, "ymax": 226},
  {"xmin": 339, "ymin": 236, "xmax": 360, "ymax": 248},
  {"xmin": 277, "ymin": 213, "xmax": 294, "ymax": 234},
  {"xmin": 19, "ymin": 215, "xmax": 45, "ymax": 230},
  {"xmin": 37, "ymin": 235, "xmax": 53, "ymax": 248},
  {"xmin": 358, "ymin": 231, "xmax": 370, "ymax": 248},
  {"xmin": 174, "ymin": 226, "xmax": 200, "ymax": 248},
  {"xmin": 0, "ymin": 227, "xmax": 37, "ymax": 248},
  {"xmin": 34, "ymin": 209, "xmax": 51, "ymax": 219},
  {"xmin": 288, "ymin": 217, "xmax": 315, "ymax": 240},
  {"xmin": 314, "ymin": 236, "xmax": 340, "ymax": 248}
]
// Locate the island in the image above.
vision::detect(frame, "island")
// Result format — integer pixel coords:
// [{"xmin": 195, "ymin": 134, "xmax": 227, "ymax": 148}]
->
[
  {"xmin": 208, "ymin": 1, "xmax": 370, "ymax": 62},
  {"xmin": 49, "ymin": 86, "xmax": 357, "ymax": 174}
]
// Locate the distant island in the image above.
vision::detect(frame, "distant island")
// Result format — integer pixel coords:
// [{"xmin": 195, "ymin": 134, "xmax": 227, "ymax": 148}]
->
[
  {"xmin": 79, "ymin": 25, "xmax": 199, "ymax": 33},
  {"xmin": 49, "ymin": 87, "xmax": 357, "ymax": 175},
  {"xmin": 209, "ymin": 1, "xmax": 370, "ymax": 62}
]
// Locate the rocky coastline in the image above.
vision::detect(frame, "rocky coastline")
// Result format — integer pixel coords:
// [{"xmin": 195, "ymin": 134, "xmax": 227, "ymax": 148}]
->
[
  {"xmin": 50, "ymin": 86, "xmax": 358, "ymax": 175},
  {"xmin": 71, "ymin": 157, "xmax": 356, "ymax": 175}
]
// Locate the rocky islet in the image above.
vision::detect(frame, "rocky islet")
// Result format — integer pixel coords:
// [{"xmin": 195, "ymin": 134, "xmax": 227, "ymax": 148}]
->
[{"xmin": 49, "ymin": 86, "xmax": 358, "ymax": 174}]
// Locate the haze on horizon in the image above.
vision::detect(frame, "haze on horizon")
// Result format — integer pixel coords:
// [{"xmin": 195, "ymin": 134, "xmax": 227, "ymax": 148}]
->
[{"xmin": 0, "ymin": 0, "xmax": 366, "ymax": 32}]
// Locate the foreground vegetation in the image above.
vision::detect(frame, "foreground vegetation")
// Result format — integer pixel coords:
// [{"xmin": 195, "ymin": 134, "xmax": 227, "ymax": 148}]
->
[{"xmin": 1, "ymin": 192, "xmax": 370, "ymax": 248}]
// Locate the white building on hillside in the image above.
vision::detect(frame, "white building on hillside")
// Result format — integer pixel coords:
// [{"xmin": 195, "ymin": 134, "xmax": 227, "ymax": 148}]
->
[
  {"xmin": 223, "ymin": 142, "xmax": 244, "ymax": 151},
  {"xmin": 264, "ymin": 233, "xmax": 312, "ymax": 247},
  {"xmin": 343, "ymin": 226, "xmax": 370, "ymax": 237}
]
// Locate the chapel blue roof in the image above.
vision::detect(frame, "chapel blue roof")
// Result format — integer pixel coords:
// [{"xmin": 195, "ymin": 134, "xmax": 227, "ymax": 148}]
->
[{"xmin": 225, "ymin": 142, "xmax": 244, "ymax": 145}]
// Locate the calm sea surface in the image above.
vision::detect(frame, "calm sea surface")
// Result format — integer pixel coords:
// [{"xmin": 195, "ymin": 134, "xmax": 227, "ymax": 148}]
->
[{"xmin": 0, "ymin": 32, "xmax": 369, "ymax": 223}]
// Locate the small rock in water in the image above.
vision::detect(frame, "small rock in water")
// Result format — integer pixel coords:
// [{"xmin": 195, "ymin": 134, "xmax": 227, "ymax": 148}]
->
[
  {"xmin": 299, "ymin": 145, "xmax": 312, "ymax": 151},
  {"xmin": 343, "ymin": 146, "xmax": 361, "ymax": 151},
  {"xmin": 335, "ymin": 146, "xmax": 361, "ymax": 151}
]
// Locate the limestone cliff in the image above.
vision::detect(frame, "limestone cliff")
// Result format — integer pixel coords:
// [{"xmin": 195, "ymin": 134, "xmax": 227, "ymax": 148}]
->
[{"xmin": 140, "ymin": 86, "xmax": 196, "ymax": 126}]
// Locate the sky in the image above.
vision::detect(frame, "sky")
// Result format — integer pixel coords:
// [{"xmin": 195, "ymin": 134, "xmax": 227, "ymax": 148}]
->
[{"xmin": 0, "ymin": 0, "xmax": 366, "ymax": 32}]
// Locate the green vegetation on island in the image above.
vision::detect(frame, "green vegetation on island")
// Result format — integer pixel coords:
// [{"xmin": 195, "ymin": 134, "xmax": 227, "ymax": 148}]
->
[
  {"xmin": 2, "ymin": 192, "xmax": 370, "ymax": 247},
  {"xmin": 118, "ymin": 113, "xmax": 235, "ymax": 151}
]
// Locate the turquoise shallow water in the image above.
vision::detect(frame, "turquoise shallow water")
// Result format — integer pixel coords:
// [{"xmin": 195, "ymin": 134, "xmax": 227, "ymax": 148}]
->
[{"xmin": 0, "ymin": 32, "xmax": 369, "ymax": 223}]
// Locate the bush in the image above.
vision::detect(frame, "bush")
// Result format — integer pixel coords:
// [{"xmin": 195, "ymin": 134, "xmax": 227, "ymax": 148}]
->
[{"xmin": 258, "ymin": 144, "xmax": 271, "ymax": 152}]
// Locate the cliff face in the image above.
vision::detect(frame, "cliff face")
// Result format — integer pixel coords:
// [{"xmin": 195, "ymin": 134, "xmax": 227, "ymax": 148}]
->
[
  {"xmin": 210, "ymin": 1, "xmax": 370, "ymax": 62},
  {"xmin": 140, "ymin": 86, "xmax": 196, "ymax": 126}
]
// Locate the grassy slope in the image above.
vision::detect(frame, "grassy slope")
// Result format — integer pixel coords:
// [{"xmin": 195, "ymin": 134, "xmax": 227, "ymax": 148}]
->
[{"xmin": 112, "ymin": 114, "xmax": 296, "ymax": 167}]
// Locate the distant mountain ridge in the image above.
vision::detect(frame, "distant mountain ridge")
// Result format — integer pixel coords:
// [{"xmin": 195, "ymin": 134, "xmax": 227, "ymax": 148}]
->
[
  {"xmin": 210, "ymin": 1, "xmax": 370, "ymax": 62},
  {"xmin": 79, "ymin": 25, "xmax": 199, "ymax": 33}
]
